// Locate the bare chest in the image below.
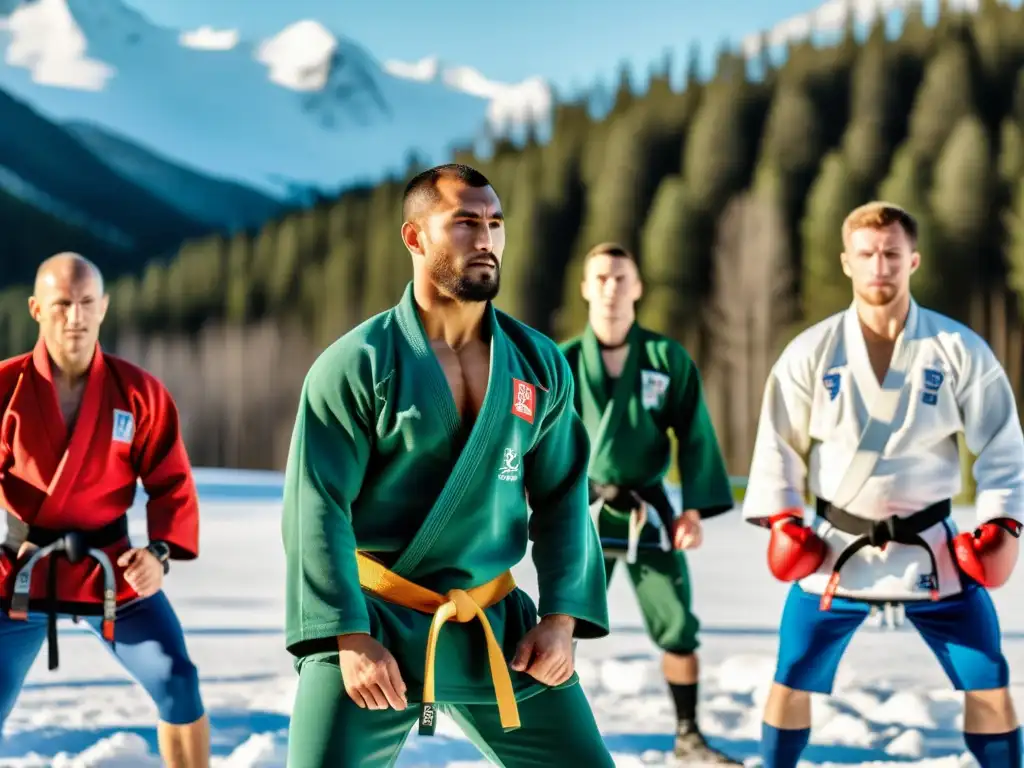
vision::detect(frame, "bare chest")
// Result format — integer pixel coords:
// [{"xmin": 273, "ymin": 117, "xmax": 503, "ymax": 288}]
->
[
  {"xmin": 432, "ymin": 340, "xmax": 490, "ymax": 428},
  {"xmin": 56, "ymin": 383, "xmax": 84, "ymax": 434},
  {"xmin": 865, "ymin": 339, "xmax": 896, "ymax": 385},
  {"xmin": 600, "ymin": 346, "xmax": 629, "ymax": 378}
]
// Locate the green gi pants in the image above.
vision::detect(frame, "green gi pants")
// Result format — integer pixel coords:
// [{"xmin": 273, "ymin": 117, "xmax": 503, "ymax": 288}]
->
[
  {"xmin": 287, "ymin": 656, "xmax": 615, "ymax": 767},
  {"xmin": 600, "ymin": 506, "xmax": 701, "ymax": 654}
]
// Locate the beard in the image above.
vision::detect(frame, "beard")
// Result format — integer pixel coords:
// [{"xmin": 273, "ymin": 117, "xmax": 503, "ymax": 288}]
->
[
  {"xmin": 855, "ymin": 284, "xmax": 898, "ymax": 306},
  {"xmin": 430, "ymin": 253, "xmax": 501, "ymax": 302}
]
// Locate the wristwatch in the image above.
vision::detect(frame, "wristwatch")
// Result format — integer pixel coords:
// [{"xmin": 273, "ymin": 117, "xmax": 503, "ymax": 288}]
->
[{"xmin": 146, "ymin": 541, "xmax": 171, "ymax": 574}]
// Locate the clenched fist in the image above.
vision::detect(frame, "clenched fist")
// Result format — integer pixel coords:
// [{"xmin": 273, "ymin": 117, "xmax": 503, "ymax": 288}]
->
[
  {"xmin": 117, "ymin": 548, "xmax": 164, "ymax": 598},
  {"xmin": 509, "ymin": 613, "xmax": 576, "ymax": 686},
  {"xmin": 337, "ymin": 633, "xmax": 408, "ymax": 710}
]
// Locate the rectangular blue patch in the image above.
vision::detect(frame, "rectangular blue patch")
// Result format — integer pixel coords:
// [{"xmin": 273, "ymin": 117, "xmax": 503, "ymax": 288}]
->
[
  {"xmin": 112, "ymin": 409, "xmax": 134, "ymax": 444},
  {"xmin": 922, "ymin": 392, "xmax": 938, "ymax": 406},
  {"xmin": 923, "ymin": 368, "xmax": 944, "ymax": 391}
]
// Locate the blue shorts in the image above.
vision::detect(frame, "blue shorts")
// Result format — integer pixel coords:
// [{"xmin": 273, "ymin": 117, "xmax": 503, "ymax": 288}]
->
[
  {"xmin": 774, "ymin": 583, "xmax": 1009, "ymax": 694},
  {"xmin": 0, "ymin": 591, "xmax": 204, "ymax": 727}
]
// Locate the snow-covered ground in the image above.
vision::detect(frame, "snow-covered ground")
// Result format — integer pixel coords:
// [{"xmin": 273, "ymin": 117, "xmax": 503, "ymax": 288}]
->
[{"xmin": 0, "ymin": 469, "xmax": 1019, "ymax": 766}]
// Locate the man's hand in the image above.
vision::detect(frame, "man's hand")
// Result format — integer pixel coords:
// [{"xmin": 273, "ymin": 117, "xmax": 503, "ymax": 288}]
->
[
  {"xmin": 337, "ymin": 633, "xmax": 408, "ymax": 710},
  {"xmin": 954, "ymin": 518, "xmax": 1022, "ymax": 589},
  {"xmin": 117, "ymin": 548, "xmax": 164, "ymax": 598},
  {"xmin": 510, "ymin": 613, "xmax": 576, "ymax": 686},
  {"xmin": 671, "ymin": 509, "xmax": 703, "ymax": 550}
]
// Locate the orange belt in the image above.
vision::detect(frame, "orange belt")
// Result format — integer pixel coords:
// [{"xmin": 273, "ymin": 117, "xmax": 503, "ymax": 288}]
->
[{"xmin": 356, "ymin": 551, "xmax": 520, "ymax": 735}]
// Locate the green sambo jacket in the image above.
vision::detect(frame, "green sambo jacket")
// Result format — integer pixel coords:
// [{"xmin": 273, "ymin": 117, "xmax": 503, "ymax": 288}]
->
[
  {"xmin": 559, "ymin": 322, "xmax": 734, "ymax": 519},
  {"xmin": 281, "ymin": 282, "xmax": 610, "ymax": 704}
]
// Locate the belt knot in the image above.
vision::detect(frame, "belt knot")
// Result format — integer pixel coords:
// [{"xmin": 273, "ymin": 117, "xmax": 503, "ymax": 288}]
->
[{"xmin": 445, "ymin": 588, "xmax": 479, "ymax": 622}]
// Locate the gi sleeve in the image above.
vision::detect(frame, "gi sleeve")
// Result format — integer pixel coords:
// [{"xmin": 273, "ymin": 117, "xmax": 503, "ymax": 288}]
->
[
  {"xmin": 669, "ymin": 347, "xmax": 734, "ymax": 519},
  {"xmin": 135, "ymin": 375, "xmax": 200, "ymax": 560},
  {"xmin": 524, "ymin": 354, "xmax": 610, "ymax": 640},
  {"xmin": 282, "ymin": 348, "xmax": 374, "ymax": 654},
  {"xmin": 958, "ymin": 343, "xmax": 1024, "ymax": 526},
  {"xmin": 742, "ymin": 344, "xmax": 814, "ymax": 527}
]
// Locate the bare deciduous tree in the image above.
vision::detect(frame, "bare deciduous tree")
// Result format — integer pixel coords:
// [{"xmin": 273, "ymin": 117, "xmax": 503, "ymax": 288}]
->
[
  {"xmin": 705, "ymin": 189, "xmax": 795, "ymax": 470},
  {"xmin": 116, "ymin": 321, "xmax": 319, "ymax": 471}
]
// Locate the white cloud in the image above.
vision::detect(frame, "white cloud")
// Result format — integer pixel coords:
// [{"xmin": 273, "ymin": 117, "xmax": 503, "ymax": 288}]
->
[
  {"xmin": 179, "ymin": 25, "xmax": 239, "ymax": 51},
  {"xmin": 383, "ymin": 55, "xmax": 440, "ymax": 81},
  {"xmin": 0, "ymin": 0, "xmax": 114, "ymax": 91}
]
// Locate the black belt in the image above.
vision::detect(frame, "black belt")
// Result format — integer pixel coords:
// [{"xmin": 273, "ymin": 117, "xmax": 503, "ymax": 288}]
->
[
  {"xmin": 589, "ymin": 481, "xmax": 676, "ymax": 532},
  {"xmin": 816, "ymin": 498, "xmax": 951, "ymax": 611},
  {"xmin": 4, "ymin": 513, "xmax": 128, "ymax": 670}
]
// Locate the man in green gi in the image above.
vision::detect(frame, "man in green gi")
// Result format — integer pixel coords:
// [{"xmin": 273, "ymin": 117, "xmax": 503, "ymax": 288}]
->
[
  {"xmin": 281, "ymin": 163, "xmax": 614, "ymax": 767},
  {"xmin": 560, "ymin": 243, "xmax": 739, "ymax": 765}
]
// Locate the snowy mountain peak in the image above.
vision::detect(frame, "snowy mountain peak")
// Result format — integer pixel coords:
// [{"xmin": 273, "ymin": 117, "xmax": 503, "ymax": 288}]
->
[
  {"xmin": 741, "ymin": 0, "xmax": 979, "ymax": 55},
  {"xmin": 256, "ymin": 19, "xmax": 337, "ymax": 91},
  {"xmin": 385, "ymin": 55, "xmax": 552, "ymax": 130},
  {"xmin": 0, "ymin": 0, "xmax": 552, "ymax": 198}
]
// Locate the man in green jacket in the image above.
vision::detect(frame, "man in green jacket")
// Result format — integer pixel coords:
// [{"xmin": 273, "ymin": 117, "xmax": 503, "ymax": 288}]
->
[
  {"xmin": 560, "ymin": 242, "xmax": 739, "ymax": 765},
  {"xmin": 281, "ymin": 164, "xmax": 614, "ymax": 767}
]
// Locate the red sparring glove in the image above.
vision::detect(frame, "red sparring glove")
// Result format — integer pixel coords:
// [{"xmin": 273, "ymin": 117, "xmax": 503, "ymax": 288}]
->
[
  {"xmin": 767, "ymin": 510, "xmax": 828, "ymax": 582},
  {"xmin": 953, "ymin": 518, "xmax": 1022, "ymax": 588}
]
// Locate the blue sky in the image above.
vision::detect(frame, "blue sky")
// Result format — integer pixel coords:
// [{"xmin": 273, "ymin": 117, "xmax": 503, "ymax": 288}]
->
[{"xmin": 123, "ymin": 0, "xmax": 821, "ymax": 95}]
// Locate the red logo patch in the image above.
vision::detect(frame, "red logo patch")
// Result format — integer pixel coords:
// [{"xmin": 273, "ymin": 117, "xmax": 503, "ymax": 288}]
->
[{"xmin": 510, "ymin": 378, "xmax": 536, "ymax": 424}]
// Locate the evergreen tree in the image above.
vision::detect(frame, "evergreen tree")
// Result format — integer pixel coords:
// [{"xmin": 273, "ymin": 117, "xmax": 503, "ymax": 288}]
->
[
  {"xmin": 800, "ymin": 151, "xmax": 862, "ymax": 324},
  {"xmin": 841, "ymin": 25, "xmax": 899, "ymax": 186},
  {"xmin": 636, "ymin": 176, "xmax": 703, "ymax": 340},
  {"xmin": 223, "ymin": 231, "xmax": 253, "ymax": 324},
  {"xmin": 610, "ymin": 60, "xmax": 636, "ymax": 117},
  {"xmin": 928, "ymin": 113, "xmax": 995, "ymax": 318},
  {"xmin": 361, "ymin": 180, "xmax": 407, "ymax": 317},
  {"xmin": 752, "ymin": 79, "xmax": 823, "ymax": 224},
  {"xmin": 493, "ymin": 152, "xmax": 545, "ymax": 326},
  {"xmin": 876, "ymin": 143, "xmax": 943, "ymax": 309},
  {"xmin": 1003, "ymin": 176, "xmax": 1024, "ymax": 306},
  {"xmin": 905, "ymin": 40, "xmax": 976, "ymax": 161},
  {"xmin": 998, "ymin": 118, "xmax": 1024, "ymax": 185},
  {"xmin": 682, "ymin": 74, "xmax": 758, "ymax": 214}
]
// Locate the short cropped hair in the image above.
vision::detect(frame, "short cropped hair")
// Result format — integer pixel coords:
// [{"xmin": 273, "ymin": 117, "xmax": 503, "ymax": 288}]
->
[
  {"xmin": 584, "ymin": 242, "xmax": 636, "ymax": 264},
  {"xmin": 402, "ymin": 163, "xmax": 492, "ymax": 221},
  {"xmin": 842, "ymin": 202, "xmax": 919, "ymax": 248}
]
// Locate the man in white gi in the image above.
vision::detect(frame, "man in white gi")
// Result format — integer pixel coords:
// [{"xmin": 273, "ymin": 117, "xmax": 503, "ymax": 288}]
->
[{"xmin": 743, "ymin": 201, "xmax": 1024, "ymax": 768}]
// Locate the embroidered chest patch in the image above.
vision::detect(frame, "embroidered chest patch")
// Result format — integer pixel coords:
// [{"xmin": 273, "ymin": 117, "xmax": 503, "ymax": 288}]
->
[
  {"xmin": 498, "ymin": 447, "xmax": 520, "ymax": 482},
  {"xmin": 823, "ymin": 372, "xmax": 841, "ymax": 401},
  {"xmin": 511, "ymin": 378, "xmax": 536, "ymax": 424},
  {"xmin": 921, "ymin": 368, "xmax": 944, "ymax": 406},
  {"xmin": 640, "ymin": 370, "xmax": 670, "ymax": 409},
  {"xmin": 112, "ymin": 409, "xmax": 134, "ymax": 444}
]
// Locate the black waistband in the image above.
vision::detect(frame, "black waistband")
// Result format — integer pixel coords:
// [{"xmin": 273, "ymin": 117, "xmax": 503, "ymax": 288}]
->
[
  {"xmin": 816, "ymin": 497, "xmax": 952, "ymax": 611},
  {"xmin": 816, "ymin": 498, "xmax": 951, "ymax": 546},
  {"xmin": 4, "ymin": 512, "xmax": 129, "ymax": 554},
  {"xmin": 3, "ymin": 512, "xmax": 127, "ymax": 671},
  {"xmin": 590, "ymin": 481, "xmax": 676, "ymax": 530}
]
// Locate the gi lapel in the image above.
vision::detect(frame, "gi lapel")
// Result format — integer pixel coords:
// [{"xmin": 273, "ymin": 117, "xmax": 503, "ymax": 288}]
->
[
  {"xmin": 829, "ymin": 302, "xmax": 920, "ymax": 509},
  {"xmin": 32, "ymin": 342, "xmax": 107, "ymax": 526},
  {"xmin": 389, "ymin": 285, "xmax": 504, "ymax": 577},
  {"xmin": 581, "ymin": 324, "xmax": 639, "ymax": 475}
]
